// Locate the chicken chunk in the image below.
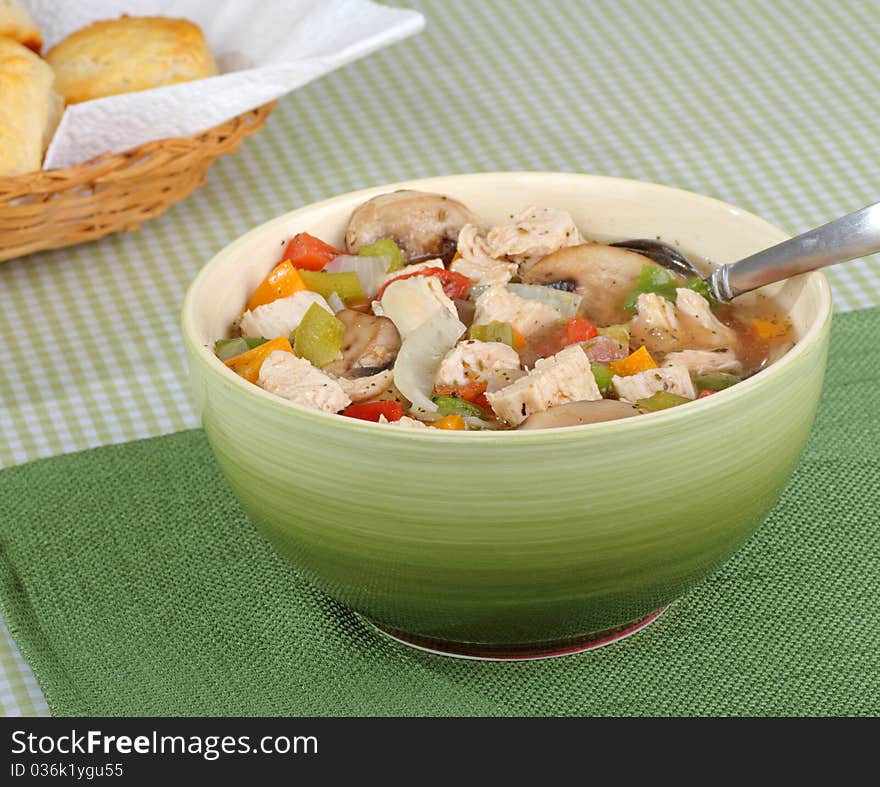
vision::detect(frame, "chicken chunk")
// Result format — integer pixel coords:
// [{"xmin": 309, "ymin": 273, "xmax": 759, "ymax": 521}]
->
[
  {"xmin": 240, "ymin": 291, "xmax": 333, "ymax": 340},
  {"xmin": 337, "ymin": 368, "xmax": 395, "ymax": 403},
  {"xmin": 450, "ymin": 224, "xmax": 517, "ymax": 285},
  {"xmin": 486, "ymin": 345, "xmax": 601, "ymax": 426},
  {"xmin": 378, "ymin": 414, "xmax": 428, "ymax": 429},
  {"xmin": 612, "ymin": 364, "xmax": 696, "ymax": 403},
  {"xmin": 257, "ymin": 351, "xmax": 351, "ymax": 413},
  {"xmin": 435, "ymin": 340, "xmax": 522, "ymax": 387},
  {"xmin": 675, "ymin": 288, "xmax": 738, "ymax": 351},
  {"xmin": 486, "ymin": 207, "xmax": 583, "ymax": 270},
  {"xmin": 628, "ymin": 293, "xmax": 682, "ymax": 355},
  {"xmin": 662, "ymin": 349, "xmax": 742, "ymax": 376},
  {"xmin": 473, "ymin": 284, "xmax": 563, "ymax": 338}
]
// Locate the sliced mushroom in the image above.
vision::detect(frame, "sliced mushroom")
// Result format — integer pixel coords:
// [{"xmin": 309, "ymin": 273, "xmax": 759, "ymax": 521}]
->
[
  {"xmin": 518, "ymin": 399, "xmax": 640, "ymax": 429},
  {"xmin": 453, "ymin": 297, "xmax": 476, "ymax": 328},
  {"xmin": 322, "ymin": 309, "xmax": 401, "ymax": 378},
  {"xmin": 345, "ymin": 190, "xmax": 479, "ymax": 264},
  {"xmin": 523, "ymin": 243, "xmax": 657, "ymax": 325}
]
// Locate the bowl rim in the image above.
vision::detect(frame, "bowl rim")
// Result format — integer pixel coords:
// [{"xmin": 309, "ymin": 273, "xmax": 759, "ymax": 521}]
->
[{"xmin": 181, "ymin": 171, "xmax": 833, "ymax": 441}]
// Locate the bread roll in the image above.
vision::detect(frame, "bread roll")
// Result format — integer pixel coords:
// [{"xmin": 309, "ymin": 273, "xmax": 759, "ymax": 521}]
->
[
  {"xmin": 0, "ymin": 0, "xmax": 41, "ymax": 53},
  {"xmin": 46, "ymin": 16, "xmax": 218, "ymax": 105},
  {"xmin": 0, "ymin": 36, "xmax": 63, "ymax": 177}
]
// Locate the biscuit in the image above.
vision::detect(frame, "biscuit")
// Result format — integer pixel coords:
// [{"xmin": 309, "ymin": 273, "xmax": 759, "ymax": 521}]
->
[
  {"xmin": 0, "ymin": 36, "xmax": 63, "ymax": 177},
  {"xmin": 0, "ymin": 0, "xmax": 41, "ymax": 53},
  {"xmin": 46, "ymin": 16, "xmax": 218, "ymax": 104}
]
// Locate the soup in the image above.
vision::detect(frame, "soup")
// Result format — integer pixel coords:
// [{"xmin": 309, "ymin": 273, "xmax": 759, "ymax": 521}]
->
[{"xmin": 215, "ymin": 190, "xmax": 793, "ymax": 430}]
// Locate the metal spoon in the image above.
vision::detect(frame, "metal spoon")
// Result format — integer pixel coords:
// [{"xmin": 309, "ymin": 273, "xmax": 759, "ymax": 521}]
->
[{"xmin": 611, "ymin": 200, "xmax": 880, "ymax": 302}]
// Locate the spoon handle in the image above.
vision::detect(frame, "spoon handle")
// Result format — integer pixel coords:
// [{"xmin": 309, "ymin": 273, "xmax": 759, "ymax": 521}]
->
[{"xmin": 708, "ymin": 201, "xmax": 880, "ymax": 301}]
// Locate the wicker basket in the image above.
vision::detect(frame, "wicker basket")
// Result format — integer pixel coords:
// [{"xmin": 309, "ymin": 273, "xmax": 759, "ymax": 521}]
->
[{"xmin": 0, "ymin": 102, "xmax": 275, "ymax": 263}]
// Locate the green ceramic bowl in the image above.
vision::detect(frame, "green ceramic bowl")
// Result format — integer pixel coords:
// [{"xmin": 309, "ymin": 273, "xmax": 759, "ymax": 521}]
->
[{"xmin": 182, "ymin": 173, "xmax": 831, "ymax": 658}]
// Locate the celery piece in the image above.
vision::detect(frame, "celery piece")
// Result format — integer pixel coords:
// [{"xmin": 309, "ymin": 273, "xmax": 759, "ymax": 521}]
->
[
  {"xmin": 469, "ymin": 321, "xmax": 516, "ymax": 347},
  {"xmin": 293, "ymin": 304, "xmax": 345, "ymax": 368},
  {"xmin": 431, "ymin": 395, "xmax": 487, "ymax": 418},
  {"xmin": 635, "ymin": 391, "xmax": 691, "ymax": 411},
  {"xmin": 298, "ymin": 270, "xmax": 365, "ymax": 303},
  {"xmin": 358, "ymin": 238, "xmax": 405, "ymax": 272},
  {"xmin": 590, "ymin": 362, "xmax": 613, "ymax": 396},
  {"xmin": 695, "ymin": 372, "xmax": 740, "ymax": 392},
  {"xmin": 597, "ymin": 324, "xmax": 630, "ymax": 345},
  {"xmin": 215, "ymin": 337, "xmax": 267, "ymax": 361},
  {"xmin": 623, "ymin": 264, "xmax": 681, "ymax": 312}
]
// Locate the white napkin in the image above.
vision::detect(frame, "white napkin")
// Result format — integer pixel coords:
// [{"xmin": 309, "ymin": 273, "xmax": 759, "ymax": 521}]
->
[{"xmin": 24, "ymin": 0, "xmax": 424, "ymax": 170}]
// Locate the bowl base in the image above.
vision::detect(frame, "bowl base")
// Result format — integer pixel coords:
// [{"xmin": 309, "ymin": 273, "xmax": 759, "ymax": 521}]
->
[{"xmin": 361, "ymin": 606, "xmax": 667, "ymax": 661}]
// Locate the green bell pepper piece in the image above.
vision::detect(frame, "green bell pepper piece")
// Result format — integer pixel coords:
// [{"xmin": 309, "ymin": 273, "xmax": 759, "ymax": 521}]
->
[
  {"xmin": 358, "ymin": 238, "xmax": 405, "ymax": 272},
  {"xmin": 214, "ymin": 337, "xmax": 267, "ymax": 361},
  {"xmin": 636, "ymin": 391, "xmax": 691, "ymax": 411},
  {"xmin": 298, "ymin": 270, "xmax": 366, "ymax": 303},
  {"xmin": 623, "ymin": 264, "xmax": 681, "ymax": 312},
  {"xmin": 431, "ymin": 394, "xmax": 487, "ymax": 418},
  {"xmin": 695, "ymin": 372, "xmax": 741, "ymax": 392},
  {"xmin": 684, "ymin": 275, "xmax": 715, "ymax": 302},
  {"xmin": 590, "ymin": 362, "xmax": 613, "ymax": 396},
  {"xmin": 293, "ymin": 304, "xmax": 345, "ymax": 368}
]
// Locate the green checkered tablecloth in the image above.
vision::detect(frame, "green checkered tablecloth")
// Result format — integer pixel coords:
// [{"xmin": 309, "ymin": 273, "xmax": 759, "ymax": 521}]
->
[{"xmin": 2, "ymin": 0, "xmax": 880, "ymax": 717}]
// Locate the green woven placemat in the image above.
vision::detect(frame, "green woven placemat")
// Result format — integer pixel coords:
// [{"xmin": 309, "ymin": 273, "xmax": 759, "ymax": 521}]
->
[{"xmin": 1, "ymin": 308, "xmax": 878, "ymax": 717}]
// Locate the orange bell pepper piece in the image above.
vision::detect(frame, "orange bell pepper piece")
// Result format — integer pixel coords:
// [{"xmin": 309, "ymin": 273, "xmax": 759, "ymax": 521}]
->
[
  {"xmin": 609, "ymin": 345, "xmax": 657, "ymax": 377},
  {"xmin": 247, "ymin": 261, "xmax": 308, "ymax": 311},
  {"xmin": 225, "ymin": 336, "xmax": 293, "ymax": 384},
  {"xmin": 433, "ymin": 414, "xmax": 466, "ymax": 430},
  {"xmin": 511, "ymin": 326, "xmax": 525, "ymax": 350}
]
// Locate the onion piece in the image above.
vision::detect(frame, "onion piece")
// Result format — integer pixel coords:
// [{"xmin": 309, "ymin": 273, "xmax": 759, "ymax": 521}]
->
[
  {"xmin": 393, "ymin": 309, "xmax": 465, "ymax": 414},
  {"xmin": 486, "ymin": 366, "xmax": 527, "ymax": 393},
  {"xmin": 378, "ymin": 276, "xmax": 459, "ymax": 339},
  {"xmin": 323, "ymin": 254, "xmax": 359, "ymax": 272},
  {"xmin": 326, "ymin": 291, "xmax": 346, "ymax": 313},
  {"xmin": 506, "ymin": 283, "xmax": 582, "ymax": 319}
]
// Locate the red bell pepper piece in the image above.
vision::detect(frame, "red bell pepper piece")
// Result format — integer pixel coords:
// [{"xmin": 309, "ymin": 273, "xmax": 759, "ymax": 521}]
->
[
  {"xmin": 563, "ymin": 316, "xmax": 599, "ymax": 345},
  {"xmin": 376, "ymin": 267, "xmax": 472, "ymax": 301},
  {"xmin": 342, "ymin": 401, "xmax": 405, "ymax": 422},
  {"xmin": 282, "ymin": 233, "xmax": 344, "ymax": 271}
]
